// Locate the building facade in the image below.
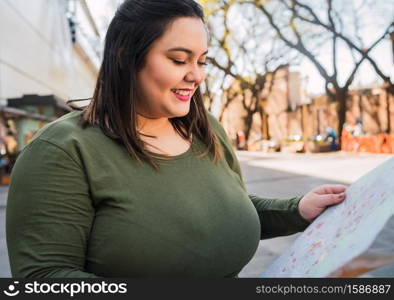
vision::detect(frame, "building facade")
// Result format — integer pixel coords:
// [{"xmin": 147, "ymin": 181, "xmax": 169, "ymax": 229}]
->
[
  {"xmin": 0, "ymin": 0, "xmax": 100, "ymax": 154},
  {"xmin": 221, "ymin": 66, "xmax": 309, "ymax": 150},
  {"xmin": 220, "ymin": 67, "xmax": 394, "ymax": 152}
]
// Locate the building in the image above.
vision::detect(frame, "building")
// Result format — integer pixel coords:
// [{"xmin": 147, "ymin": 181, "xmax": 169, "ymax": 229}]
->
[
  {"xmin": 220, "ymin": 65, "xmax": 394, "ymax": 153},
  {"xmin": 221, "ymin": 66, "xmax": 310, "ymax": 151},
  {"xmin": 7, "ymin": 94, "xmax": 72, "ymax": 151},
  {"xmin": 310, "ymin": 86, "xmax": 394, "ymax": 137},
  {"xmin": 0, "ymin": 0, "xmax": 101, "ymax": 155}
]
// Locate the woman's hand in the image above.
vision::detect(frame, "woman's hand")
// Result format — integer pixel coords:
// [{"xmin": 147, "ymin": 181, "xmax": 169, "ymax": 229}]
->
[{"xmin": 298, "ymin": 184, "xmax": 347, "ymax": 222}]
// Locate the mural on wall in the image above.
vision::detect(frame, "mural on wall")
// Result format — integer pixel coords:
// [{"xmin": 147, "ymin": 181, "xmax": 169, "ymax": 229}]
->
[{"xmin": 261, "ymin": 157, "xmax": 394, "ymax": 277}]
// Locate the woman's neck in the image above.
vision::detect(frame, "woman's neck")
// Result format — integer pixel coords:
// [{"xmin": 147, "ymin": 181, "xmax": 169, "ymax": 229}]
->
[{"xmin": 136, "ymin": 114, "xmax": 173, "ymax": 137}]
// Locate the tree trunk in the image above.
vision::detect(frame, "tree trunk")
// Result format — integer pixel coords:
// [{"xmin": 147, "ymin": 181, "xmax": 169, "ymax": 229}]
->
[
  {"xmin": 219, "ymin": 99, "xmax": 232, "ymax": 122},
  {"xmin": 358, "ymin": 93, "xmax": 363, "ymax": 126},
  {"xmin": 302, "ymin": 104, "xmax": 310, "ymax": 152},
  {"xmin": 386, "ymin": 89, "xmax": 391, "ymax": 134},
  {"xmin": 244, "ymin": 112, "xmax": 254, "ymax": 150},
  {"xmin": 336, "ymin": 88, "xmax": 348, "ymax": 149},
  {"xmin": 260, "ymin": 110, "xmax": 270, "ymax": 140}
]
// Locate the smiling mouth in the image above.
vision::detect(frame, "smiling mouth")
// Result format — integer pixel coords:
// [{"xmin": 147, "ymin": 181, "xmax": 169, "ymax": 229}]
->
[
  {"xmin": 171, "ymin": 89, "xmax": 192, "ymax": 101},
  {"xmin": 171, "ymin": 89, "xmax": 193, "ymax": 95}
]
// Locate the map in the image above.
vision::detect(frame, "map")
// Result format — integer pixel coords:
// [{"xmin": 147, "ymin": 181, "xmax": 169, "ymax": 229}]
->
[{"xmin": 261, "ymin": 157, "xmax": 394, "ymax": 277}]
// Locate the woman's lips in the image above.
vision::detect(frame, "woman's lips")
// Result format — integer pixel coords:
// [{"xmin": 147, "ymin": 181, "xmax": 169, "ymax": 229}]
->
[{"xmin": 172, "ymin": 90, "xmax": 192, "ymax": 102}]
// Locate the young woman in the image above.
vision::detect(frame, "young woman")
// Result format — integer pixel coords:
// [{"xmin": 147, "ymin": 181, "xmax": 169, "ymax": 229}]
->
[{"xmin": 6, "ymin": 0, "xmax": 346, "ymax": 278}]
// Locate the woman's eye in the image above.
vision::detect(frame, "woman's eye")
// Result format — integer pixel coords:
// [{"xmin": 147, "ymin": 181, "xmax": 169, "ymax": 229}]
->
[
  {"xmin": 171, "ymin": 59, "xmax": 208, "ymax": 66},
  {"xmin": 172, "ymin": 60, "xmax": 186, "ymax": 65}
]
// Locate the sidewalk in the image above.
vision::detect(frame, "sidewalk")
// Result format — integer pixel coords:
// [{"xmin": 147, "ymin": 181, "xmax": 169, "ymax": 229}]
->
[{"xmin": 0, "ymin": 186, "xmax": 10, "ymax": 277}]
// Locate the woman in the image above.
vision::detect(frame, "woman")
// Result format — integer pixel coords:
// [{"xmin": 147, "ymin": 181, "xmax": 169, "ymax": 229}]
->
[{"xmin": 6, "ymin": 0, "xmax": 346, "ymax": 278}]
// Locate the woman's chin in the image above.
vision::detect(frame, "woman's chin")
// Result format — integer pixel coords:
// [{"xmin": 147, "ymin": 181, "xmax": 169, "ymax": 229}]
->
[{"xmin": 170, "ymin": 107, "xmax": 191, "ymax": 118}]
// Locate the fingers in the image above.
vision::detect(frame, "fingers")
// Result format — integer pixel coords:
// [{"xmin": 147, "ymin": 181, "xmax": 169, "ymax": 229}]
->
[
  {"xmin": 314, "ymin": 184, "xmax": 348, "ymax": 195},
  {"xmin": 317, "ymin": 192, "xmax": 346, "ymax": 207}
]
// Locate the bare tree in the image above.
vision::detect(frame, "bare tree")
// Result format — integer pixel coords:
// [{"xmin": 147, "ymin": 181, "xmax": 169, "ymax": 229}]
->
[
  {"xmin": 243, "ymin": 0, "xmax": 394, "ymax": 142},
  {"xmin": 202, "ymin": 0, "xmax": 298, "ymax": 147}
]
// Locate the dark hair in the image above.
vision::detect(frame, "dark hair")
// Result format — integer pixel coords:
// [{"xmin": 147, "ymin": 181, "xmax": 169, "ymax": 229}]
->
[{"xmin": 81, "ymin": 0, "xmax": 221, "ymax": 170}]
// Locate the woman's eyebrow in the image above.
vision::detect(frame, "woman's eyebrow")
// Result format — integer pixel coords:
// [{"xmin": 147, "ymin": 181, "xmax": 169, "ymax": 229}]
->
[{"xmin": 166, "ymin": 47, "xmax": 208, "ymax": 56}]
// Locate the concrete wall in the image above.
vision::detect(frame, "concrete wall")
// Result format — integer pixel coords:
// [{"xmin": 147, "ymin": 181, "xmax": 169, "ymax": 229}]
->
[{"xmin": 0, "ymin": 0, "xmax": 98, "ymax": 104}]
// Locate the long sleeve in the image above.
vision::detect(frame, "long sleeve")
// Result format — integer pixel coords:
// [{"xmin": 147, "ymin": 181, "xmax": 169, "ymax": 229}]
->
[
  {"xmin": 207, "ymin": 113, "xmax": 310, "ymax": 239},
  {"xmin": 6, "ymin": 138, "xmax": 99, "ymax": 278},
  {"xmin": 248, "ymin": 194, "xmax": 310, "ymax": 239}
]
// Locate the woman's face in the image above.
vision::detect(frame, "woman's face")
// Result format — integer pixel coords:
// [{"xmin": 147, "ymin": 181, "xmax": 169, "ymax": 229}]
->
[{"xmin": 136, "ymin": 17, "xmax": 208, "ymax": 119}]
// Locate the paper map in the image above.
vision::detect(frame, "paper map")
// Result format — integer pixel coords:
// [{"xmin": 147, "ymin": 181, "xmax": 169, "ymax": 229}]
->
[{"xmin": 261, "ymin": 157, "xmax": 394, "ymax": 277}]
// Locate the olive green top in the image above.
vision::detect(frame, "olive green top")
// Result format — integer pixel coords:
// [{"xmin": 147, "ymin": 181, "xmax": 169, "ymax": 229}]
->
[{"xmin": 6, "ymin": 110, "xmax": 310, "ymax": 278}]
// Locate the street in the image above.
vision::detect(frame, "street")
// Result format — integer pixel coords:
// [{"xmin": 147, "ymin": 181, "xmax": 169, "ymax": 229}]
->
[
  {"xmin": 0, "ymin": 186, "xmax": 9, "ymax": 277},
  {"xmin": 0, "ymin": 151, "xmax": 392, "ymax": 278}
]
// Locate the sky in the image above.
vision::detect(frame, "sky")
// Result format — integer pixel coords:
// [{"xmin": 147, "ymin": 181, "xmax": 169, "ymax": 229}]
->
[
  {"xmin": 297, "ymin": 39, "xmax": 393, "ymax": 95},
  {"xmin": 291, "ymin": 0, "xmax": 394, "ymax": 94}
]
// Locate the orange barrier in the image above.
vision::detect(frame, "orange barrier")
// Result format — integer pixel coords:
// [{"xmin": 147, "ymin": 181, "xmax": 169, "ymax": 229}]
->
[
  {"xmin": 341, "ymin": 134, "xmax": 394, "ymax": 154},
  {"xmin": 1, "ymin": 175, "xmax": 10, "ymax": 185}
]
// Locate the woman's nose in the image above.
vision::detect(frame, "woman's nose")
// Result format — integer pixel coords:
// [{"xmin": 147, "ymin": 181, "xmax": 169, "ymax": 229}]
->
[{"xmin": 184, "ymin": 65, "xmax": 205, "ymax": 84}]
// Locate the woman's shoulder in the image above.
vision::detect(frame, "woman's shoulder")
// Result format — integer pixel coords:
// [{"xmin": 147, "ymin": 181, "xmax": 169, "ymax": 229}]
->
[
  {"xmin": 35, "ymin": 109, "xmax": 84, "ymax": 135},
  {"xmin": 205, "ymin": 111, "xmax": 232, "ymax": 147},
  {"xmin": 25, "ymin": 110, "xmax": 105, "ymax": 154},
  {"xmin": 205, "ymin": 111, "xmax": 226, "ymax": 137}
]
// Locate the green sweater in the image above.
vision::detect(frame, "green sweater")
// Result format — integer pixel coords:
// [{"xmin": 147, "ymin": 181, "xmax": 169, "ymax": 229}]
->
[{"xmin": 6, "ymin": 110, "xmax": 310, "ymax": 278}]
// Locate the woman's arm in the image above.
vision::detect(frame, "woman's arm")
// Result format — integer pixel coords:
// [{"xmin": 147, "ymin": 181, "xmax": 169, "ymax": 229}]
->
[
  {"xmin": 6, "ymin": 139, "xmax": 99, "ymax": 278},
  {"xmin": 248, "ymin": 194, "xmax": 310, "ymax": 239}
]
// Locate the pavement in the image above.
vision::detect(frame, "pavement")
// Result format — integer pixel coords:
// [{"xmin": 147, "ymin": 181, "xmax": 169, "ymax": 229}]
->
[
  {"xmin": 0, "ymin": 186, "xmax": 9, "ymax": 277},
  {"xmin": 0, "ymin": 151, "xmax": 392, "ymax": 278}
]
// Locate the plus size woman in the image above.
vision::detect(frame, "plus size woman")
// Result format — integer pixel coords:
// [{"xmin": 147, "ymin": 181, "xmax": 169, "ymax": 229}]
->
[{"xmin": 6, "ymin": 0, "xmax": 346, "ymax": 278}]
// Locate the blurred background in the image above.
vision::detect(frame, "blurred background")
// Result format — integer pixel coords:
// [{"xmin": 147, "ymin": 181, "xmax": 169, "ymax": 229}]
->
[{"xmin": 0, "ymin": 0, "xmax": 393, "ymax": 277}]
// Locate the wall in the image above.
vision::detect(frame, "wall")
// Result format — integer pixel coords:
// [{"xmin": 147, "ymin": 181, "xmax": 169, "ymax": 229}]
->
[
  {"xmin": 0, "ymin": 0, "xmax": 98, "ymax": 104},
  {"xmin": 311, "ymin": 87, "xmax": 394, "ymax": 136}
]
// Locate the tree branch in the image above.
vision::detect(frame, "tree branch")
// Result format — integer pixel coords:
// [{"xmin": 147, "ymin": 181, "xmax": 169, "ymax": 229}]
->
[
  {"xmin": 248, "ymin": 1, "xmax": 333, "ymax": 83},
  {"xmin": 327, "ymin": 0, "xmax": 338, "ymax": 79},
  {"xmin": 291, "ymin": 0, "xmax": 393, "ymax": 84}
]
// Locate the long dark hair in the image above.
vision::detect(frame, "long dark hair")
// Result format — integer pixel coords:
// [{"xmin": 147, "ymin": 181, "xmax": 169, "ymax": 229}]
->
[{"xmin": 81, "ymin": 0, "xmax": 222, "ymax": 170}]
